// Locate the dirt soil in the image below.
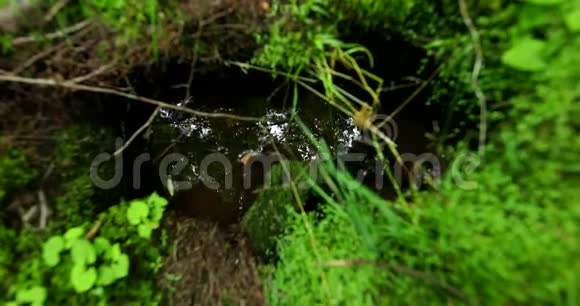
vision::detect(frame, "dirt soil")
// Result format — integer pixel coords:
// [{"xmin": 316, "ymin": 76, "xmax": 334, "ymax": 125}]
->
[{"xmin": 162, "ymin": 216, "xmax": 267, "ymax": 306}]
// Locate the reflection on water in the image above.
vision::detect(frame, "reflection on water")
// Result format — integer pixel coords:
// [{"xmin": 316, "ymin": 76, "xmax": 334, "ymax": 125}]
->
[{"xmin": 150, "ymin": 80, "xmax": 440, "ymax": 223}]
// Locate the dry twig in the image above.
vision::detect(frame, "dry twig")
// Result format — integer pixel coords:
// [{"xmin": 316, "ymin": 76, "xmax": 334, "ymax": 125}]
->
[
  {"xmin": 0, "ymin": 73, "xmax": 262, "ymax": 122},
  {"xmin": 113, "ymin": 106, "xmax": 160, "ymax": 156},
  {"xmin": 69, "ymin": 63, "xmax": 115, "ymax": 83},
  {"xmin": 37, "ymin": 190, "xmax": 50, "ymax": 229},
  {"xmin": 85, "ymin": 220, "xmax": 103, "ymax": 240},
  {"xmin": 11, "ymin": 43, "xmax": 63, "ymax": 74},
  {"xmin": 13, "ymin": 19, "xmax": 92, "ymax": 45},
  {"xmin": 44, "ymin": 0, "xmax": 71, "ymax": 23}
]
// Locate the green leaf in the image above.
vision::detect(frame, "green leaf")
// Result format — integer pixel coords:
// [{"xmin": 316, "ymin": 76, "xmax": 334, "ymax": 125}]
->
[
  {"xmin": 70, "ymin": 264, "xmax": 97, "ymax": 293},
  {"xmin": 502, "ymin": 38, "xmax": 547, "ymax": 71},
  {"xmin": 15, "ymin": 286, "xmax": 47, "ymax": 306},
  {"xmin": 138, "ymin": 224, "xmax": 153, "ymax": 239},
  {"xmin": 97, "ymin": 266, "xmax": 116, "ymax": 286},
  {"xmin": 109, "ymin": 243, "xmax": 122, "ymax": 260},
  {"xmin": 93, "ymin": 237, "xmax": 111, "ymax": 256},
  {"xmin": 64, "ymin": 226, "xmax": 85, "ymax": 248},
  {"xmin": 127, "ymin": 200, "xmax": 149, "ymax": 225},
  {"xmin": 42, "ymin": 236, "xmax": 64, "ymax": 267},
  {"xmin": 71, "ymin": 239, "xmax": 96, "ymax": 265},
  {"xmin": 147, "ymin": 192, "xmax": 168, "ymax": 207},
  {"xmin": 564, "ymin": 10, "xmax": 580, "ymax": 33},
  {"xmin": 111, "ymin": 254, "xmax": 130, "ymax": 279},
  {"xmin": 148, "ymin": 193, "xmax": 168, "ymax": 222}
]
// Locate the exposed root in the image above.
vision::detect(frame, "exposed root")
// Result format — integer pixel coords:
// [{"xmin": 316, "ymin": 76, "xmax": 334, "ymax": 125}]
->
[{"xmin": 458, "ymin": 0, "xmax": 487, "ymax": 158}]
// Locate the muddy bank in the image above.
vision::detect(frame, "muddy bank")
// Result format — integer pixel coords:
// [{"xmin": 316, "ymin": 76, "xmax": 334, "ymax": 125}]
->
[{"xmin": 162, "ymin": 217, "xmax": 266, "ymax": 306}]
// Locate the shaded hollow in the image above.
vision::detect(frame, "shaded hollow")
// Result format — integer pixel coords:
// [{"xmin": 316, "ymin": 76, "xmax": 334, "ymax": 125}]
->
[{"xmin": 86, "ymin": 33, "xmax": 462, "ymax": 226}]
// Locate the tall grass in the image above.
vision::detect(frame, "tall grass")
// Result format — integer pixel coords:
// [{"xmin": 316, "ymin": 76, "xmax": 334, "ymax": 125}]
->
[{"xmin": 256, "ymin": 1, "xmax": 580, "ymax": 305}]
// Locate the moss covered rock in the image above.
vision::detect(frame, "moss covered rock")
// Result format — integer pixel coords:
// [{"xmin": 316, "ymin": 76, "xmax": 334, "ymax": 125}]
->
[{"xmin": 243, "ymin": 161, "xmax": 311, "ymax": 258}]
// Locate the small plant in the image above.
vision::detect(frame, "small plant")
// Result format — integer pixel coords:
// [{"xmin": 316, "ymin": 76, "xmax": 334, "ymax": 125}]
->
[
  {"xmin": 126, "ymin": 192, "xmax": 168, "ymax": 239},
  {"xmin": 1, "ymin": 192, "xmax": 169, "ymax": 304},
  {"xmin": 42, "ymin": 225, "xmax": 130, "ymax": 293},
  {"xmin": 0, "ymin": 149, "xmax": 36, "ymax": 203},
  {"xmin": 6, "ymin": 285, "xmax": 47, "ymax": 306}
]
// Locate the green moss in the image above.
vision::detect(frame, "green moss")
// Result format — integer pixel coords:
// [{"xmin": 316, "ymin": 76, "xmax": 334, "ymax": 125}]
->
[
  {"xmin": 1, "ymin": 125, "xmax": 169, "ymax": 304},
  {"xmin": 0, "ymin": 149, "xmax": 36, "ymax": 203},
  {"xmin": 51, "ymin": 126, "xmax": 119, "ymax": 227},
  {"xmin": 263, "ymin": 1, "xmax": 580, "ymax": 305},
  {"xmin": 244, "ymin": 161, "xmax": 311, "ymax": 258},
  {"xmin": 254, "ymin": 0, "xmax": 415, "ymax": 71}
]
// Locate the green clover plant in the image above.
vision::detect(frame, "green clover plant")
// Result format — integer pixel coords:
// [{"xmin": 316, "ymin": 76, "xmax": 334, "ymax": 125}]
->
[
  {"xmin": 42, "ymin": 226, "xmax": 130, "ymax": 293},
  {"xmin": 126, "ymin": 193, "xmax": 168, "ymax": 239}
]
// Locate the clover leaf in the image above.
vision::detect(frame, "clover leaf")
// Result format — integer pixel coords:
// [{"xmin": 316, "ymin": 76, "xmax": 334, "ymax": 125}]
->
[
  {"xmin": 97, "ymin": 266, "xmax": 116, "ymax": 286},
  {"xmin": 70, "ymin": 264, "xmax": 97, "ymax": 293},
  {"xmin": 42, "ymin": 236, "xmax": 64, "ymax": 267},
  {"xmin": 71, "ymin": 239, "xmax": 96, "ymax": 265},
  {"xmin": 564, "ymin": 9, "xmax": 580, "ymax": 33},
  {"xmin": 147, "ymin": 193, "xmax": 169, "ymax": 222},
  {"xmin": 127, "ymin": 200, "xmax": 149, "ymax": 225},
  {"xmin": 63, "ymin": 226, "xmax": 85, "ymax": 248},
  {"xmin": 111, "ymin": 253, "xmax": 130, "ymax": 279},
  {"xmin": 138, "ymin": 223, "xmax": 153, "ymax": 239},
  {"xmin": 109, "ymin": 243, "xmax": 122, "ymax": 260},
  {"xmin": 93, "ymin": 237, "xmax": 112, "ymax": 256},
  {"xmin": 15, "ymin": 285, "xmax": 47, "ymax": 306}
]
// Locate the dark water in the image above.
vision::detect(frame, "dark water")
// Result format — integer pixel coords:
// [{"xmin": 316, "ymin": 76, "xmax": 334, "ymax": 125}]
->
[
  {"xmin": 119, "ymin": 74, "xmax": 444, "ymax": 224},
  {"xmin": 108, "ymin": 35, "xmax": 449, "ymax": 224}
]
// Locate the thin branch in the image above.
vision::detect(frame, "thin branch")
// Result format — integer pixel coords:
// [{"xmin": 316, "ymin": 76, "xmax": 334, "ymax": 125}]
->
[
  {"xmin": 152, "ymin": 139, "xmax": 179, "ymax": 163},
  {"xmin": 44, "ymin": 0, "xmax": 71, "ymax": 23},
  {"xmin": 13, "ymin": 19, "xmax": 92, "ymax": 46},
  {"xmin": 22, "ymin": 206, "xmax": 38, "ymax": 223},
  {"xmin": 37, "ymin": 190, "xmax": 50, "ymax": 230},
  {"xmin": 376, "ymin": 66, "xmax": 441, "ymax": 130},
  {"xmin": 8, "ymin": 22, "xmax": 95, "ymax": 74},
  {"xmin": 85, "ymin": 220, "xmax": 103, "ymax": 240},
  {"xmin": 380, "ymin": 82, "xmax": 421, "ymax": 92},
  {"xmin": 113, "ymin": 106, "xmax": 160, "ymax": 157},
  {"xmin": 11, "ymin": 43, "xmax": 63, "ymax": 74},
  {"xmin": 69, "ymin": 63, "xmax": 115, "ymax": 83},
  {"xmin": 0, "ymin": 74, "xmax": 262, "ymax": 122},
  {"xmin": 40, "ymin": 162, "xmax": 55, "ymax": 184},
  {"xmin": 459, "ymin": 0, "xmax": 487, "ymax": 158}
]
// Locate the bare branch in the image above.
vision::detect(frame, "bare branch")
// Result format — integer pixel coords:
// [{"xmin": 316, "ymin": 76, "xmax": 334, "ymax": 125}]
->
[
  {"xmin": 69, "ymin": 63, "xmax": 115, "ymax": 84},
  {"xmin": 113, "ymin": 106, "xmax": 160, "ymax": 157},
  {"xmin": 37, "ymin": 190, "xmax": 50, "ymax": 230},
  {"xmin": 13, "ymin": 19, "xmax": 92, "ymax": 46},
  {"xmin": 11, "ymin": 43, "xmax": 63, "ymax": 74},
  {"xmin": 0, "ymin": 73, "xmax": 263, "ymax": 122},
  {"xmin": 44, "ymin": 0, "xmax": 72, "ymax": 23}
]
